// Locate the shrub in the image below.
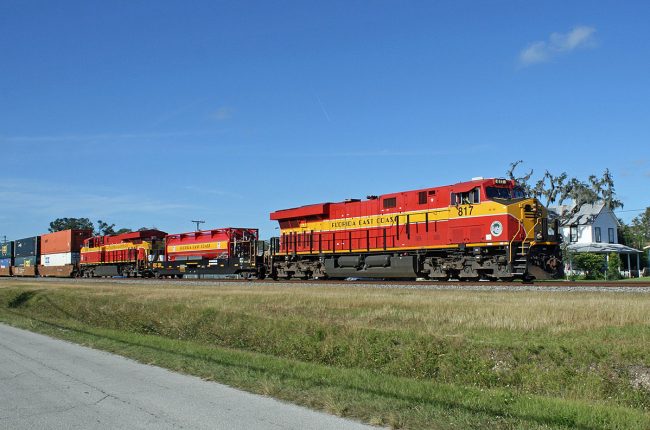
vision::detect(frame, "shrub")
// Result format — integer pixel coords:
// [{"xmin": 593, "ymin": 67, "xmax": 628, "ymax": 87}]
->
[{"xmin": 573, "ymin": 253, "xmax": 606, "ymax": 280}]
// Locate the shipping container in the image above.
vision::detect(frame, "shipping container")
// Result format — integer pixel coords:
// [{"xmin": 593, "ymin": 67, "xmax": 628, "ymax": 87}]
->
[
  {"xmin": 41, "ymin": 229, "xmax": 92, "ymax": 254},
  {"xmin": 15, "ymin": 236, "xmax": 40, "ymax": 258},
  {"xmin": 41, "ymin": 252, "xmax": 79, "ymax": 267},
  {"xmin": 1, "ymin": 241, "xmax": 14, "ymax": 259},
  {"xmin": 0, "ymin": 258, "xmax": 12, "ymax": 269},
  {"xmin": 14, "ymin": 256, "xmax": 38, "ymax": 267}
]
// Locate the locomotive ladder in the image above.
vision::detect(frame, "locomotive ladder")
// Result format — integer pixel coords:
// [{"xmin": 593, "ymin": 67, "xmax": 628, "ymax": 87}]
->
[{"xmin": 511, "ymin": 241, "xmax": 530, "ymax": 276}]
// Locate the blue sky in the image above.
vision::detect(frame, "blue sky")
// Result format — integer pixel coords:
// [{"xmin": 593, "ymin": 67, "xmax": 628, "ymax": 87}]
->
[{"xmin": 1, "ymin": 0, "xmax": 649, "ymax": 240}]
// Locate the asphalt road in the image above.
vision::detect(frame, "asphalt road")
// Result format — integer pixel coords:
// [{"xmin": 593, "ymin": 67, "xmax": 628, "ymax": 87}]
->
[{"xmin": 0, "ymin": 324, "xmax": 376, "ymax": 430}]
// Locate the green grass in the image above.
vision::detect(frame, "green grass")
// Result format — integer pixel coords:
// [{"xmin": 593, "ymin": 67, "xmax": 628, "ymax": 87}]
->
[
  {"xmin": 1, "ymin": 279, "xmax": 649, "ymax": 429},
  {"xmin": 539, "ymin": 276, "xmax": 650, "ymax": 283},
  {"xmin": 622, "ymin": 276, "xmax": 650, "ymax": 282}
]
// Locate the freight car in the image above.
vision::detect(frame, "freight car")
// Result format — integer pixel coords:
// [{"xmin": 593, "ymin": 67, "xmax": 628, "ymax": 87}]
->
[
  {"xmin": 80, "ymin": 230, "xmax": 167, "ymax": 277},
  {"xmin": 152, "ymin": 228, "xmax": 262, "ymax": 278},
  {"xmin": 39, "ymin": 229, "xmax": 92, "ymax": 277},
  {"xmin": 0, "ymin": 241, "xmax": 13, "ymax": 276},
  {"xmin": 268, "ymin": 177, "xmax": 563, "ymax": 281},
  {"xmin": 12, "ymin": 236, "xmax": 40, "ymax": 277}
]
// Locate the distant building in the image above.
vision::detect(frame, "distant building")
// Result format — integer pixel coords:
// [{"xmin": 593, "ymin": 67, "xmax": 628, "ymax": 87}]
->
[{"xmin": 550, "ymin": 202, "xmax": 643, "ymax": 278}]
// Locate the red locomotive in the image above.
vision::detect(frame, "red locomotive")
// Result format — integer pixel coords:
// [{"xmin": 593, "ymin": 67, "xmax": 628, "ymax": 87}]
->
[
  {"xmin": 80, "ymin": 230, "xmax": 167, "ymax": 277},
  {"xmin": 269, "ymin": 177, "xmax": 562, "ymax": 281},
  {"xmin": 152, "ymin": 228, "xmax": 261, "ymax": 278}
]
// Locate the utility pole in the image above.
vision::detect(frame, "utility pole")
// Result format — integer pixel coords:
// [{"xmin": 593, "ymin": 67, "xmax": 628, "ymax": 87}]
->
[{"xmin": 191, "ymin": 220, "xmax": 205, "ymax": 232}]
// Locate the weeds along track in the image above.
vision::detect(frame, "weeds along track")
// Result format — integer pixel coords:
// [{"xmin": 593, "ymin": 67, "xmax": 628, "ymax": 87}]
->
[{"xmin": 4, "ymin": 276, "xmax": 650, "ymax": 292}]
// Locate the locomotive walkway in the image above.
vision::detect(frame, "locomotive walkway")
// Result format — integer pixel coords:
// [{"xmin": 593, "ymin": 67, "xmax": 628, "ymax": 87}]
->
[{"xmin": 0, "ymin": 324, "xmax": 376, "ymax": 430}]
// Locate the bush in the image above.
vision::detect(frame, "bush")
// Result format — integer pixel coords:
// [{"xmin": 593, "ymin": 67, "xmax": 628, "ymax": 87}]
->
[
  {"xmin": 572, "ymin": 253, "xmax": 606, "ymax": 280},
  {"xmin": 607, "ymin": 253, "xmax": 622, "ymax": 280}
]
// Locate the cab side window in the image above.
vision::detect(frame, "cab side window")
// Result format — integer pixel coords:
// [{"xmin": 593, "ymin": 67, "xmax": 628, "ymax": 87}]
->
[{"xmin": 451, "ymin": 188, "xmax": 480, "ymax": 205}]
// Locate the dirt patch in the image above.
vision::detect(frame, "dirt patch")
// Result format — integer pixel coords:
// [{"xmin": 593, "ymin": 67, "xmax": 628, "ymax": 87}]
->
[{"xmin": 628, "ymin": 365, "xmax": 650, "ymax": 391}]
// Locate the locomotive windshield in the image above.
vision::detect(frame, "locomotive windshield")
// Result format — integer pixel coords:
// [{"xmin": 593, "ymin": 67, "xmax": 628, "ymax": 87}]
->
[{"xmin": 486, "ymin": 186, "xmax": 526, "ymax": 200}]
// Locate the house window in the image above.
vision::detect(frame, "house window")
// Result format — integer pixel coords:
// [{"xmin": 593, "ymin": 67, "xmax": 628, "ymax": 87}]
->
[
  {"xmin": 570, "ymin": 225, "xmax": 578, "ymax": 242},
  {"xmin": 418, "ymin": 191, "xmax": 427, "ymax": 205},
  {"xmin": 594, "ymin": 227, "xmax": 601, "ymax": 243},
  {"xmin": 608, "ymin": 228, "xmax": 615, "ymax": 243},
  {"xmin": 383, "ymin": 197, "xmax": 396, "ymax": 209}
]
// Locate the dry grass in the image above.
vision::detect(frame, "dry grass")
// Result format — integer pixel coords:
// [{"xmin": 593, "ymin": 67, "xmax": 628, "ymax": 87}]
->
[{"xmin": 9, "ymin": 280, "xmax": 649, "ymax": 332}]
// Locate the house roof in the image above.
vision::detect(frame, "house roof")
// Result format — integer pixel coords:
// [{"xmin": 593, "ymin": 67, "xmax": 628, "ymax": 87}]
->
[
  {"xmin": 564, "ymin": 202, "xmax": 605, "ymax": 225},
  {"xmin": 567, "ymin": 242, "xmax": 643, "ymax": 254},
  {"xmin": 549, "ymin": 202, "xmax": 620, "ymax": 227}
]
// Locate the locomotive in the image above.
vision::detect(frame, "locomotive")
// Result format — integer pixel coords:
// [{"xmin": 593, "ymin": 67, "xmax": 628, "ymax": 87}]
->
[
  {"xmin": 268, "ymin": 177, "xmax": 562, "ymax": 281},
  {"xmin": 0, "ymin": 177, "xmax": 563, "ymax": 281}
]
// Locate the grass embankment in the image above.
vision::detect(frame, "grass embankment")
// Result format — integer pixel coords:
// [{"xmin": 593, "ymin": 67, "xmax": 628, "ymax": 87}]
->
[{"xmin": 1, "ymin": 280, "xmax": 649, "ymax": 429}]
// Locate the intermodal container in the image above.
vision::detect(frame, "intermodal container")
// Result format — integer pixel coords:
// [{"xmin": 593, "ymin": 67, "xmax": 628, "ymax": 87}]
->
[
  {"xmin": 41, "ymin": 229, "xmax": 92, "ymax": 254},
  {"xmin": 42, "ymin": 252, "xmax": 80, "ymax": 267},
  {"xmin": 14, "ymin": 256, "xmax": 38, "ymax": 267},
  {"xmin": 15, "ymin": 237, "xmax": 40, "ymax": 258},
  {"xmin": 1, "ymin": 241, "xmax": 14, "ymax": 259},
  {"xmin": 0, "ymin": 258, "xmax": 11, "ymax": 269}
]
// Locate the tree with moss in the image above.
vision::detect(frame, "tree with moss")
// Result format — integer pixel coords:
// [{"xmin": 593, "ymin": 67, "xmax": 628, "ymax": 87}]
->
[{"xmin": 506, "ymin": 162, "xmax": 623, "ymax": 225}]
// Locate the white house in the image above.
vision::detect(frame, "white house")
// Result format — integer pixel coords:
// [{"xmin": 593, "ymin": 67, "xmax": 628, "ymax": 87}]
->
[{"xmin": 551, "ymin": 202, "xmax": 643, "ymax": 278}]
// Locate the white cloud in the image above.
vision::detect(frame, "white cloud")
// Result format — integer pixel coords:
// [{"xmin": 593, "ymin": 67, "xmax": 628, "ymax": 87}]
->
[{"xmin": 519, "ymin": 26, "xmax": 596, "ymax": 67}]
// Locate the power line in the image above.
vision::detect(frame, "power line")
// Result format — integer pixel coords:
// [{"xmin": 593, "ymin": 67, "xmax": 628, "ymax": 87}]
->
[{"xmin": 614, "ymin": 208, "xmax": 647, "ymax": 214}]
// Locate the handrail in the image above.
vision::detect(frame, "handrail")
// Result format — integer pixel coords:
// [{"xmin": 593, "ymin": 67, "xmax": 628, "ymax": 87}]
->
[{"xmin": 509, "ymin": 215, "xmax": 523, "ymax": 263}]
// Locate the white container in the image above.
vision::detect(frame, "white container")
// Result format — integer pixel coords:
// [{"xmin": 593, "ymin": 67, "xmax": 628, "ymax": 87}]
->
[{"xmin": 42, "ymin": 252, "xmax": 80, "ymax": 267}]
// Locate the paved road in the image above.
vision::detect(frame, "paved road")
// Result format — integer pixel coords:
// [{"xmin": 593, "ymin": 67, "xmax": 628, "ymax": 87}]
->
[{"xmin": 0, "ymin": 324, "xmax": 376, "ymax": 430}]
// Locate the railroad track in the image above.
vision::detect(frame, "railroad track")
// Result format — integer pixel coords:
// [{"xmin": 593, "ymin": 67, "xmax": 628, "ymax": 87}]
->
[{"xmin": 3, "ymin": 276, "xmax": 650, "ymax": 291}]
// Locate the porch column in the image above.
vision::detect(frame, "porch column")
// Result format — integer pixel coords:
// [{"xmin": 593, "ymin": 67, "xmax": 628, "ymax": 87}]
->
[
  {"xmin": 605, "ymin": 253, "xmax": 610, "ymax": 280},
  {"xmin": 637, "ymin": 253, "xmax": 641, "ymax": 278},
  {"xmin": 627, "ymin": 254, "xmax": 632, "ymax": 278}
]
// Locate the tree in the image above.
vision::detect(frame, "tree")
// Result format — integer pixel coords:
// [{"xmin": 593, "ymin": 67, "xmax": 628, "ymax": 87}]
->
[
  {"xmin": 95, "ymin": 220, "xmax": 116, "ymax": 236},
  {"xmin": 588, "ymin": 168, "xmax": 623, "ymax": 209},
  {"xmin": 48, "ymin": 217, "xmax": 94, "ymax": 233},
  {"xmin": 621, "ymin": 207, "xmax": 650, "ymax": 249},
  {"xmin": 115, "ymin": 228, "xmax": 133, "ymax": 234},
  {"xmin": 573, "ymin": 253, "xmax": 606, "ymax": 280},
  {"xmin": 506, "ymin": 160, "xmax": 534, "ymax": 196},
  {"xmin": 506, "ymin": 162, "xmax": 623, "ymax": 223}
]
